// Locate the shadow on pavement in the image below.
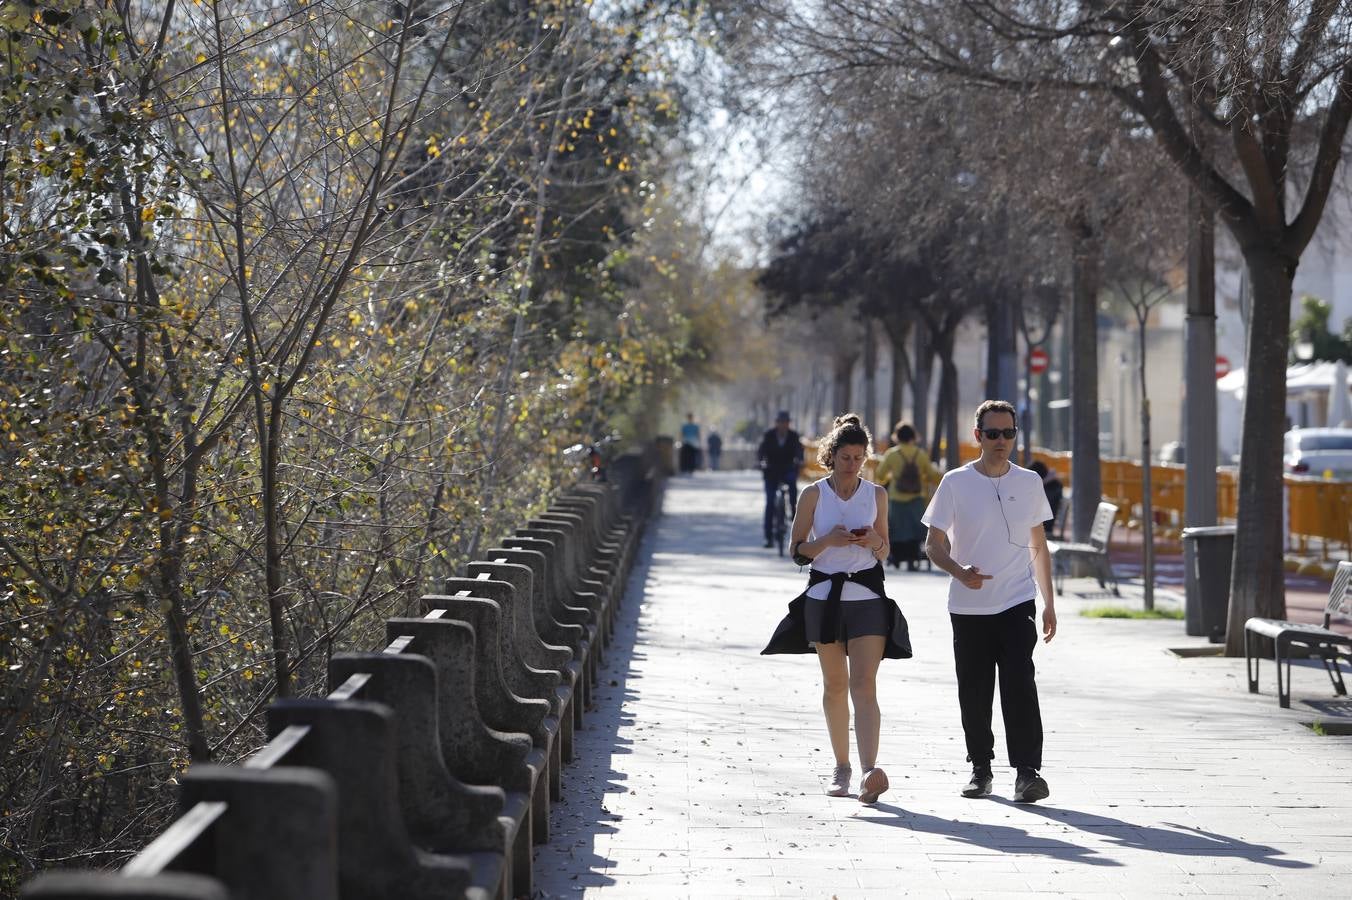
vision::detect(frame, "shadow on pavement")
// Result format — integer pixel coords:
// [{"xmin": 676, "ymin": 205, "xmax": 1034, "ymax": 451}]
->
[
  {"xmin": 859, "ymin": 802, "xmax": 1120, "ymax": 866},
  {"xmin": 534, "ymin": 525, "xmax": 664, "ymax": 890},
  {"xmin": 997, "ymin": 801, "xmax": 1314, "ymax": 869},
  {"xmin": 857, "ymin": 799, "xmax": 1313, "ymax": 869}
]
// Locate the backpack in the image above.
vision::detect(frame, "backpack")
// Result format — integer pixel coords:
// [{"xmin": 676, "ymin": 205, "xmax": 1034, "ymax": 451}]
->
[{"xmin": 895, "ymin": 450, "xmax": 922, "ymax": 494}]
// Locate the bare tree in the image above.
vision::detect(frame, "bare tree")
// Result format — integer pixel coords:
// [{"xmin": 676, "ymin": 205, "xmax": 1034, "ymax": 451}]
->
[{"xmin": 750, "ymin": 0, "xmax": 1352, "ymax": 647}]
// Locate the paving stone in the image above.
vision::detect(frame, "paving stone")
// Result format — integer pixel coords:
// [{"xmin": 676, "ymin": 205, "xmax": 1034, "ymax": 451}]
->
[{"xmin": 533, "ymin": 472, "xmax": 1352, "ymax": 898}]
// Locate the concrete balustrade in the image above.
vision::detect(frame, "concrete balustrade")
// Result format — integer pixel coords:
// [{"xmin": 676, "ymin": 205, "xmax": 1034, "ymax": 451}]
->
[
  {"xmin": 474, "ymin": 548, "xmax": 593, "ymax": 715},
  {"xmin": 20, "ymin": 448, "xmax": 663, "ymax": 900},
  {"xmin": 450, "ymin": 571, "xmax": 577, "ymax": 760}
]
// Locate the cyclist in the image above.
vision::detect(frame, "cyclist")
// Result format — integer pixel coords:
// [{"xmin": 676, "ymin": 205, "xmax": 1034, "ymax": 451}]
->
[{"xmin": 758, "ymin": 410, "xmax": 804, "ymax": 548}]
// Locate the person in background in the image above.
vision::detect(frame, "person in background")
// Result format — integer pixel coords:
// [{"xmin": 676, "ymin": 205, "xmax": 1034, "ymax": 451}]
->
[
  {"xmin": 757, "ymin": 410, "xmax": 804, "ymax": 547},
  {"xmin": 679, "ymin": 412, "xmax": 701, "ymax": 475},
  {"xmin": 874, "ymin": 422, "xmax": 937, "ymax": 570},
  {"xmin": 707, "ymin": 430, "xmax": 723, "ymax": 471},
  {"xmin": 1028, "ymin": 460, "xmax": 1063, "ymax": 538}
]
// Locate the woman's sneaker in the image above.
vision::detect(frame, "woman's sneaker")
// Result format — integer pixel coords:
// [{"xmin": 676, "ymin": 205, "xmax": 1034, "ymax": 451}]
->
[
  {"xmin": 826, "ymin": 764, "xmax": 852, "ymax": 797},
  {"xmin": 1013, "ymin": 768, "xmax": 1049, "ymax": 803},
  {"xmin": 858, "ymin": 767, "xmax": 889, "ymax": 804}
]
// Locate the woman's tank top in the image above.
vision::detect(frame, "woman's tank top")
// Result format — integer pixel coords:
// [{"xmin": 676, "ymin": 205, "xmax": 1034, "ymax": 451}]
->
[{"xmin": 806, "ymin": 476, "xmax": 880, "ymax": 602}]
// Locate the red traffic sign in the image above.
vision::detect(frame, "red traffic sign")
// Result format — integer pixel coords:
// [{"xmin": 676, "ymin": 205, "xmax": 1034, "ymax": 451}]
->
[
  {"xmin": 1028, "ymin": 347, "xmax": 1050, "ymax": 375},
  {"xmin": 1215, "ymin": 355, "xmax": 1231, "ymax": 379}
]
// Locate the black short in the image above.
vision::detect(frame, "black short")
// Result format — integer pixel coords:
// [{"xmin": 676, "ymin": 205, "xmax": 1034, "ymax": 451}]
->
[{"xmin": 804, "ymin": 595, "xmax": 890, "ymax": 646}]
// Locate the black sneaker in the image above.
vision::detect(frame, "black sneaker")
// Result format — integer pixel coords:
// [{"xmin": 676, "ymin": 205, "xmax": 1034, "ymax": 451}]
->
[
  {"xmin": 961, "ymin": 767, "xmax": 993, "ymax": 798},
  {"xmin": 1013, "ymin": 767, "xmax": 1050, "ymax": 803}
]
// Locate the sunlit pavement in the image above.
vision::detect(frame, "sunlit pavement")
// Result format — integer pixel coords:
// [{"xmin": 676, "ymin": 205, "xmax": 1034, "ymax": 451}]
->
[{"xmin": 533, "ymin": 471, "xmax": 1352, "ymax": 899}]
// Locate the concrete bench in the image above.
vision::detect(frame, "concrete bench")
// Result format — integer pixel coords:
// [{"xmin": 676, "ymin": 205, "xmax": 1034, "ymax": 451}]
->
[
  {"xmin": 1049, "ymin": 500, "xmax": 1120, "ymax": 596},
  {"xmin": 1244, "ymin": 560, "xmax": 1352, "ymax": 708}
]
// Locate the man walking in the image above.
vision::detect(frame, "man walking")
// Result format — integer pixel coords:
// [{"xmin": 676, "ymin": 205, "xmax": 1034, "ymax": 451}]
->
[
  {"xmin": 706, "ymin": 430, "xmax": 723, "ymax": 471},
  {"xmin": 922, "ymin": 400, "xmax": 1057, "ymax": 803},
  {"xmin": 679, "ymin": 412, "xmax": 701, "ymax": 474},
  {"xmin": 757, "ymin": 410, "xmax": 804, "ymax": 548}
]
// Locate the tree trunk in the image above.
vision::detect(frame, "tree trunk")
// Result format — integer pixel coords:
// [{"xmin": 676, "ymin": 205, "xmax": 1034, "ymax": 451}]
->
[
  {"xmin": 886, "ymin": 320, "xmax": 909, "ymax": 434},
  {"xmin": 986, "ymin": 300, "xmax": 1000, "ymax": 400},
  {"xmin": 1138, "ymin": 315, "xmax": 1155, "ymax": 611},
  {"xmin": 1184, "ymin": 190, "xmax": 1218, "ymax": 525},
  {"xmin": 833, "ymin": 350, "xmax": 853, "ymax": 415},
  {"xmin": 942, "ymin": 339, "xmax": 961, "ymax": 469},
  {"xmin": 881, "ymin": 317, "xmax": 913, "ymax": 435},
  {"xmin": 862, "ymin": 323, "xmax": 877, "ymax": 441},
  {"xmin": 929, "ymin": 350, "xmax": 948, "ymax": 463},
  {"xmin": 1224, "ymin": 250, "xmax": 1293, "ymax": 655},
  {"xmin": 810, "ymin": 372, "xmax": 825, "ymax": 436},
  {"xmin": 933, "ymin": 325, "xmax": 962, "ymax": 468},
  {"xmin": 913, "ymin": 324, "xmax": 933, "ymax": 441},
  {"xmin": 1070, "ymin": 231, "xmax": 1104, "ymax": 542},
  {"xmin": 261, "ymin": 412, "xmax": 290, "ymax": 697},
  {"xmin": 985, "ymin": 297, "xmax": 1019, "ymax": 402}
]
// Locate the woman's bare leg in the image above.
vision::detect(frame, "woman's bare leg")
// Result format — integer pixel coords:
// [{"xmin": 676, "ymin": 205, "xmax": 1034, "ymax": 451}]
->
[
  {"xmin": 847, "ymin": 635, "xmax": 887, "ymax": 770},
  {"xmin": 815, "ymin": 641, "xmax": 851, "ymax": 766}
]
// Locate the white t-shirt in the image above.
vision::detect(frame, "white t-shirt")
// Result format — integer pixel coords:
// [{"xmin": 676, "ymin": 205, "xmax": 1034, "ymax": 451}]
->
[{"xmin": 921, "ymin": 462, "xmax": 1053, "ymax": 615}]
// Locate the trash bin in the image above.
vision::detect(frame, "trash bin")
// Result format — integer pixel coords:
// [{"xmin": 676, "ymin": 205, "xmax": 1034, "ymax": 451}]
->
[
  {"xmin": 654, "ymin": 436, "xmax": 675, "ymax": 476},
  {"xmin": 1181, "ymin": 525, "xmax": 1236, "ymax": 644}
]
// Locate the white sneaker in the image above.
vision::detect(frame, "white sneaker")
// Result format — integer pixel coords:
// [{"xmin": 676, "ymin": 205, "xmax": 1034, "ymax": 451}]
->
[
  {"xmin": 826, "ymin": 764, "xmax": 852, "ymax": 797},
  {"xmin": 859, "ymin": 767, "xmax": 889, "ymax": 804}
]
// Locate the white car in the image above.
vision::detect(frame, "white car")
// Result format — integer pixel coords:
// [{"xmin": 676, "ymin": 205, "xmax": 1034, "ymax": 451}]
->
[{"xmin": 1283, "ymin": 427, "xmax": 1352, "ymax": 477}]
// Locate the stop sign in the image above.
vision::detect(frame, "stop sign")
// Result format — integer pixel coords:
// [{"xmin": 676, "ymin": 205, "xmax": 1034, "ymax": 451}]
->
[
  {"xmin": 1028, "ymin": 347, "xmax": 1049, "ymax": 375},
  {"xmin": 1215, "ymin": 355, "xmax": 1231, "ymax": 379}
]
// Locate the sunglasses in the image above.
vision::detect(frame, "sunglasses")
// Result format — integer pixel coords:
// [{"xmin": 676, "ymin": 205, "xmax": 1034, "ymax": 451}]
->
[{"xmin": 980, "ymin": 428, "xmax": 1018, "ymax": 440}]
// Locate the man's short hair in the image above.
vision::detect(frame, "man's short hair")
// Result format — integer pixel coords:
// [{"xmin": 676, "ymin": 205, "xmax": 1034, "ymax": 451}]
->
[
  {"xmin": 775, "ymin": 410, "xmax": 791, "ymax": 422},
  {"xmin": 975, "ymin": 400, "xmax": 1017, "ymax": 430}
]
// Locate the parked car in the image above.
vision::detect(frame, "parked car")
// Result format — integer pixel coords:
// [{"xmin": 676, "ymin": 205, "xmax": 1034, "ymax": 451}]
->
[{"xmin": 1283, "ymin": 427, "xmax": 1352, "ymax": 477}]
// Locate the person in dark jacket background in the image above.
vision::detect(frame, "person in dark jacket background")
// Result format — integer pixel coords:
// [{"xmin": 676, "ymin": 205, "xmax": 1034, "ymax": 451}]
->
[
  {"xmin": 758, "ymin": 410, "xmax": 804, "ymax": 547},
  {"xmin": 1028, "ymin": 460, "xmax": 1063, "ymax": 537}
]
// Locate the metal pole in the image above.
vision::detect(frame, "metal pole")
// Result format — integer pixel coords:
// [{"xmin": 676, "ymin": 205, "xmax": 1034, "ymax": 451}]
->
[{"xmin": 1183, "ymin": 186, "xmax": 1218, "ymax": 636}]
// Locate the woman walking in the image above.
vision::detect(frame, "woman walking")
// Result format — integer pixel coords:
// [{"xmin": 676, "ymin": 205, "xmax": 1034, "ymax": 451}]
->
[
  {"xmin": 762, "ymin": 414, "xmax": 912, "ymax": 803},
  {"xmin": 875, "ymin": 422, "xmax": 937, "ymax": 570}
]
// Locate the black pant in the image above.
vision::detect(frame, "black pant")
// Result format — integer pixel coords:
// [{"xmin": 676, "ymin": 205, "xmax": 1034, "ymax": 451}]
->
[
  {"xmin": 762, "ymin": 473, "xmax": 798, "ymax": 541},
  {"xmin": 951, "ymin": 600, "xmax": 1043, "ymax": 770}
]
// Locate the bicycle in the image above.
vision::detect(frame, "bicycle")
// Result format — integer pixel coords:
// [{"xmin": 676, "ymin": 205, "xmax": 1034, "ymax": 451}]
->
[{"xmin": 771, "ymin": 480, "xmax": 793, "ymax": 556}]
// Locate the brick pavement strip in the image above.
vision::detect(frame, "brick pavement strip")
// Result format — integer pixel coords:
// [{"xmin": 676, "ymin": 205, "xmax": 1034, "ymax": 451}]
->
[{"xmin": 533, "ymin": 472, "xmax": 1352, "ymax": 899}]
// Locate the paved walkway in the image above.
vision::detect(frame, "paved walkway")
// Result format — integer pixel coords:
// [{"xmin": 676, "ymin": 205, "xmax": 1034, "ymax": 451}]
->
[{"xmin": 535, "ymin": 472, "xmax": 1352, "ymax": 898}]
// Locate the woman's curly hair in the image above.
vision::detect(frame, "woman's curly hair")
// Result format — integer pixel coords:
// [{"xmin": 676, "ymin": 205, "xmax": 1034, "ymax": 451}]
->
[{"xmin": 817, "ymin": 413, "xmax": 873, "ymax": 469}]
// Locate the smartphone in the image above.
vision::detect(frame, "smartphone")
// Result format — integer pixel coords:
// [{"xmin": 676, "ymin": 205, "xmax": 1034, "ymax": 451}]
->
[{"xmin": 850, "ymin": 527, "xmax": 869, "ymax": 536}]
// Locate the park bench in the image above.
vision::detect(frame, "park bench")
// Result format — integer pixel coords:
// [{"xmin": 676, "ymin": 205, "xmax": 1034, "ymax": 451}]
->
[
  {"xmin": 1244, "ymin": 560, "xmax": 1352, "ymax": 709},
  {"xmin": 1048, "ymin": 500, "xmax": 1120, "ymax": 596},
  {"xmin": 21, "ymin": 446, "xmax": 663, "ymax": 900}
]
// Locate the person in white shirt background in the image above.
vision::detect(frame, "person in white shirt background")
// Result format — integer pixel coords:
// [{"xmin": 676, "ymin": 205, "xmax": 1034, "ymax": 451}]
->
[{"xmin": 922, "ymin": 399, "xmax": 1058, "ymax": 804}]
